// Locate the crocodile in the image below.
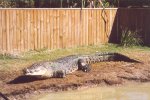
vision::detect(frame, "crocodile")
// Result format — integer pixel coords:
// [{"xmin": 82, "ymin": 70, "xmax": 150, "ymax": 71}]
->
[{"xmin": 24, "ymin": 52, "xmax": 140, "ymax": 78}]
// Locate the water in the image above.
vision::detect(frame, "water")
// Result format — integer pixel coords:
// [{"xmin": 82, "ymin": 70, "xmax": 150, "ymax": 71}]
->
[{"xmin": 32, "ymin": 83, "xmax": 150, "ymax": 100}]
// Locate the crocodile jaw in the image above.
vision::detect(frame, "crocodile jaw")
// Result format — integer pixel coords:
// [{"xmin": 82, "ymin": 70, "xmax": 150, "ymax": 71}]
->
[{"xmin": 25, "ymin": 69, "xmax": 47, "ymax": 76}]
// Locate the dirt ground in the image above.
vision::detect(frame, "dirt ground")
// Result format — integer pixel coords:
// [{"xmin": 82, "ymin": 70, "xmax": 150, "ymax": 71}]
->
[{"xmin": 1, "ymin": 52, "xmax": 150, "ymax": 100}]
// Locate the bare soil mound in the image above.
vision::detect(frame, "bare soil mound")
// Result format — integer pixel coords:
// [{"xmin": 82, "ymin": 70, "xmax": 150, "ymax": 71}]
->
[{"xmin": 1, "ymin": 52, "xmax": 150, "ymax": 100}]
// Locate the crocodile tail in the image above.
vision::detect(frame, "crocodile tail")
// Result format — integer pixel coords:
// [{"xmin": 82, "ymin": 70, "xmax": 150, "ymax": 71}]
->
[
  {"xmin": 86, "ymin": 52, "xmax": 140, "ymax": 64},
  {"xmin": 113, "ymin": 53, "xmax": 141, "ymax": 63},
  {"xmin": 85, "ymin": 52, "xmax": 116, "ymax": 64}
]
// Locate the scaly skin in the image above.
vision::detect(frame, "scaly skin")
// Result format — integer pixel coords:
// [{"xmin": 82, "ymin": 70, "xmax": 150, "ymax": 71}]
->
[{"xmin": 24, "ymin": 52, "xmax": 139, "ymax": 78}]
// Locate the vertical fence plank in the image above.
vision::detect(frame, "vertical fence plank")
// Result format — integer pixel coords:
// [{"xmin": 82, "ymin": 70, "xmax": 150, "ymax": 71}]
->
[
  {"xmin": 33, "ymin": 10, "xmax": 36, "ymax": 50},
  {"xmin": 50, "ymin": 10, "xmax": 53, "ymax": 49},
  {"xmin": 46, "ymin": 10, "xmax": 50, "ymax": 49},
  {"xmin": 0, "ymin": 10, "xmax": 2, "ymax": 52},
  {"xmin": 27, "ymin": 10, "xmax": 30, "ymax": 51},
  {"xmin": 64, "ymin": 10, "xmax": 68, "ymax": 48},
  {"xmin": 13, "ymin": 10, "xmax": 17, "ymax": 52},
  {"xmin": 77, "ymin": 10, "xmax": 80, "ymax": 46},
  {"xmin": 37, "ymin": 10, "xmax": 40, "ymax": 50},
  {"xmin": 40, "ymin": 10, "xmax": 44, "ymax": 49},
  {"xmin": 88, "ymin": 9, "xmax": 92, "ymax": 45},
  {"xmin": 9, "ymin": 10, "xmax": 13, "ymax": 52},
  {"xmin": 6, "ymin": 10, "xmax": 10, "ymax": 52},
  {"xmin": 74, "ymin": 10, "xmax": 77, "ymax": 47},
  {"xmin": 23, "ymin": 10, "xmax": 27, "ymax": 52},
  {"xmin": 62, "ymin": 10, "xmax": 66, "ymax": 48},
  {"xmin": 29, "ymin": 10, "xmax": 32, "ymax": 50},
  {"xmin": 20, "ymin": 10, "xmax": 24, "ymax": 52},
  {"xmin": 96, "ymin": 9, "xmax": 100, "ymax": 44},
  {"xmin": 93, "ymin": 9, "xmax": 97, "ymax": 45},
  {"xmin": 53, "ymin": 10, "xmax": 57, "ymax": 49},
  {"xmin": 43, "ymin": 10, "xmax": 47, "ymax": 48},
  {"xmin": 71, "ymin": 10, "xmax": 74, "ymax": 47},
  {"xmin": 59, "ymin": 10, "xmax": 63, "ymax": 48},
  {"xmin": 68, "ymin": 9, "xmax": 72, "ymax": 48},
  {"xmin": 56, "ymin": 10, "xmax": 60, "ymax": 48},
  {"xmin": 83, "ymin": 9, "xmax": 86, "ymax": 46},
  {"xmin": 85, "ymin": 9, "xmax": 88, "ymax": 46},
  {"xmin": 2, "ymin": 10, "xmax": 4, "ymax": 51}
]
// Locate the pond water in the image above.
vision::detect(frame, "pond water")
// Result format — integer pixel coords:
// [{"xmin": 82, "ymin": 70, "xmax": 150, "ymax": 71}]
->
[{"xmin": 32, "ymin": 83, "xmax": 150, "ymax": 100}]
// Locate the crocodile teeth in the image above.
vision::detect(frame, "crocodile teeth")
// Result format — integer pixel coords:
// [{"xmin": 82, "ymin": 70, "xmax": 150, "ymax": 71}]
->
[{"xmin": 25, "ymin": 69, "xmax": 47, "ymax": 76}]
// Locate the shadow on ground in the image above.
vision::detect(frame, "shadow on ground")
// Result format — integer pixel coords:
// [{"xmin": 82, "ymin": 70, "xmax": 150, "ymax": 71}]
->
[{"xmin": 8, "ymin": 76, "xmax": 44, "ymax": 84}]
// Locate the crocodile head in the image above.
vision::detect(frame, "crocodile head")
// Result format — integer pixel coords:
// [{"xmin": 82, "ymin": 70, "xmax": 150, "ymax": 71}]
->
[
  {"xmin": 78, "ymin": 59, "xmax": 91, "ymax": 72},
  {"xmin": 24, "ymin": 62, "xmax": 53, "ymax": 78}
]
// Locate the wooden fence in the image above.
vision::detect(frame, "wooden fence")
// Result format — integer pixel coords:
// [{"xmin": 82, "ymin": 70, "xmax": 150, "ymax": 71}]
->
[{"xmin": 0, "ymin": 8, "xmax": 150, "ymax": 53}]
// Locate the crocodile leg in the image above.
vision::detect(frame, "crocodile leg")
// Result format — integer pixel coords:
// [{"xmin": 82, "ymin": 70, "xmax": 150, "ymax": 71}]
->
[{"xmin": 53, "ymin": 70, "xmax": 66, "ymax": 78}]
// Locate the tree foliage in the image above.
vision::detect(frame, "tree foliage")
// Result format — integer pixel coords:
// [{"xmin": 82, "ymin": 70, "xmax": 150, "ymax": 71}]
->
[{"xmin": 0, "ymin": 0, "xmax": 150, "ymax": 8}]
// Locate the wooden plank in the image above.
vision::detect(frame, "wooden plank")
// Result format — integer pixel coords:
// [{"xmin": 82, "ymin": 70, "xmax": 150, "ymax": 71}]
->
[
  {"xmin": 9, "ymin": 10, "xmax": 14, "ymax": 52},
  {"xmin": 16, "ymin": 10, "xmax": 20, "ymax": 51},
  {"xmin": 83, "ymin": 9, "xmax": 86, "ymax": 46},
  {"xmin": 85, "ymin": 9, "xmax": 88, "ymax": 46},
  {"xmin": 96, "ymin": 9, "xmax": 100, "ymax": 44},
  {"xmin": 88, "ymin": 9, "xmax": 92, "ymax": 45},
  {"xmin": 20, "ymin": 10, "xmax": 24, "ymax": 52},
  {"xmin": 24, "ymin": 10, "xmax": 28, "ymax": 52},
  {"xmin": 2, "ymin": 10, "xmax": 5, "ymax": 52},
  {"xmin": 50, "ymin": 10, "xmax": 53, "ymax": 49},
  {"xmin": 64, "ymin": 10, "xmax": 68, "ymax": 48},
  {"xmin": 6, "ymin": 10, "xmax": 10, "ymax": 52},
  {"xmin": 68, "ymin": 10, "xmax": 72, "ymax": 48},
  {"xmin": 77, "ymin": 10, "xmax": 80, "ymax": 46},
  {"xmin": 43, "ymin": 10, "xmax": 47, "ymax": 48},
  {"xmin": 34, "ymin": 9, "xmax": 38, "ymax": 50},
  {"xmin": 12, "ymin": 10, "xmax": 17, "ymax": 52},
  {"xmin": 101, "ymin": 9, "xmax": 105, "ymax": 43},
  {"xmin": 27, "ymin": 10, "xmax": 30, "ymax": 51},
  {"xmin": 17, "ymin": 10, "xmax": 21, "ymax": 51},
  {"xmin": 47, "ymin": 10, "xmax": 50, "ymax": 49},
  {"xmin": 74, "ymin": 10, "xmax": 77, "ymax": 47},
  {"xmin": 56, "ymin": 10, "xmax": 60, "ymax": 48},
  {"xmin": 80, "ymin": 10, "xmax": 83, "ymax": 46},
  {"xmin": 31, "ymin": 10, "xmax": 34, "ymax": 50},
  {"xmin": 53, "ymin": 10, "xmax": 57, "ymax": 49},
  {"xmin": 40, "ymin": 10, "xmax": 44, "ymax": 49},
  {"xmin": 54, "ymin": 9, "xmax": 57, "ymax": 49},
  {"xmin": 70, "ymin": 10, "xmax": 75, "ymax": 47},
  {"xmin": 0, "ymin": 10, "xmax": 2, "ymax": 52},
  {"xmin": 37, "ymin": 10, "xmax": 41, "ymax": 49},
  {"xmin": 45, "ymin": 10, "xmax": 48, "ymax": 48},
  {"xmin": 62, "ymin": 10, "xmax": 66, "ymax": 48},
  {"xmin": 59, "ymin": 10, "xmax": 63, "ymax": 48},
  {"xmin": 93, "ymin": 9, "xmax": 97, "ymax": 45}
]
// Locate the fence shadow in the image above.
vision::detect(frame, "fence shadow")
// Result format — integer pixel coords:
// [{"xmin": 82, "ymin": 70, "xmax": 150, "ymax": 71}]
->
[
  {"xmin": 108, "ymin": 8, "xmax": 120, "ymax": 44},
  {"xmin": 109, "ymin": 8, "xmax": 150, "ymax": 46}
]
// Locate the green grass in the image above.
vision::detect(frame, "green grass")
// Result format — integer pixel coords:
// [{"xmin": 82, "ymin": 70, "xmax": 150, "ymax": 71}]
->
[
  {"xmin": 120, "ymin": 28, "xmax": 143, "ymax": 47},
  {"xmin": 0, "ymin": 44, "xmax": 150, "ymax": 72}
]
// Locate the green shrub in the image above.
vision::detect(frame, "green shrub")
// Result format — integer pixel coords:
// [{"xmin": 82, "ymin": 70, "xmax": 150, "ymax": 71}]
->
[{"xmin": 120, "ymin": 28, "xmax": 143, "ymax": 47}]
